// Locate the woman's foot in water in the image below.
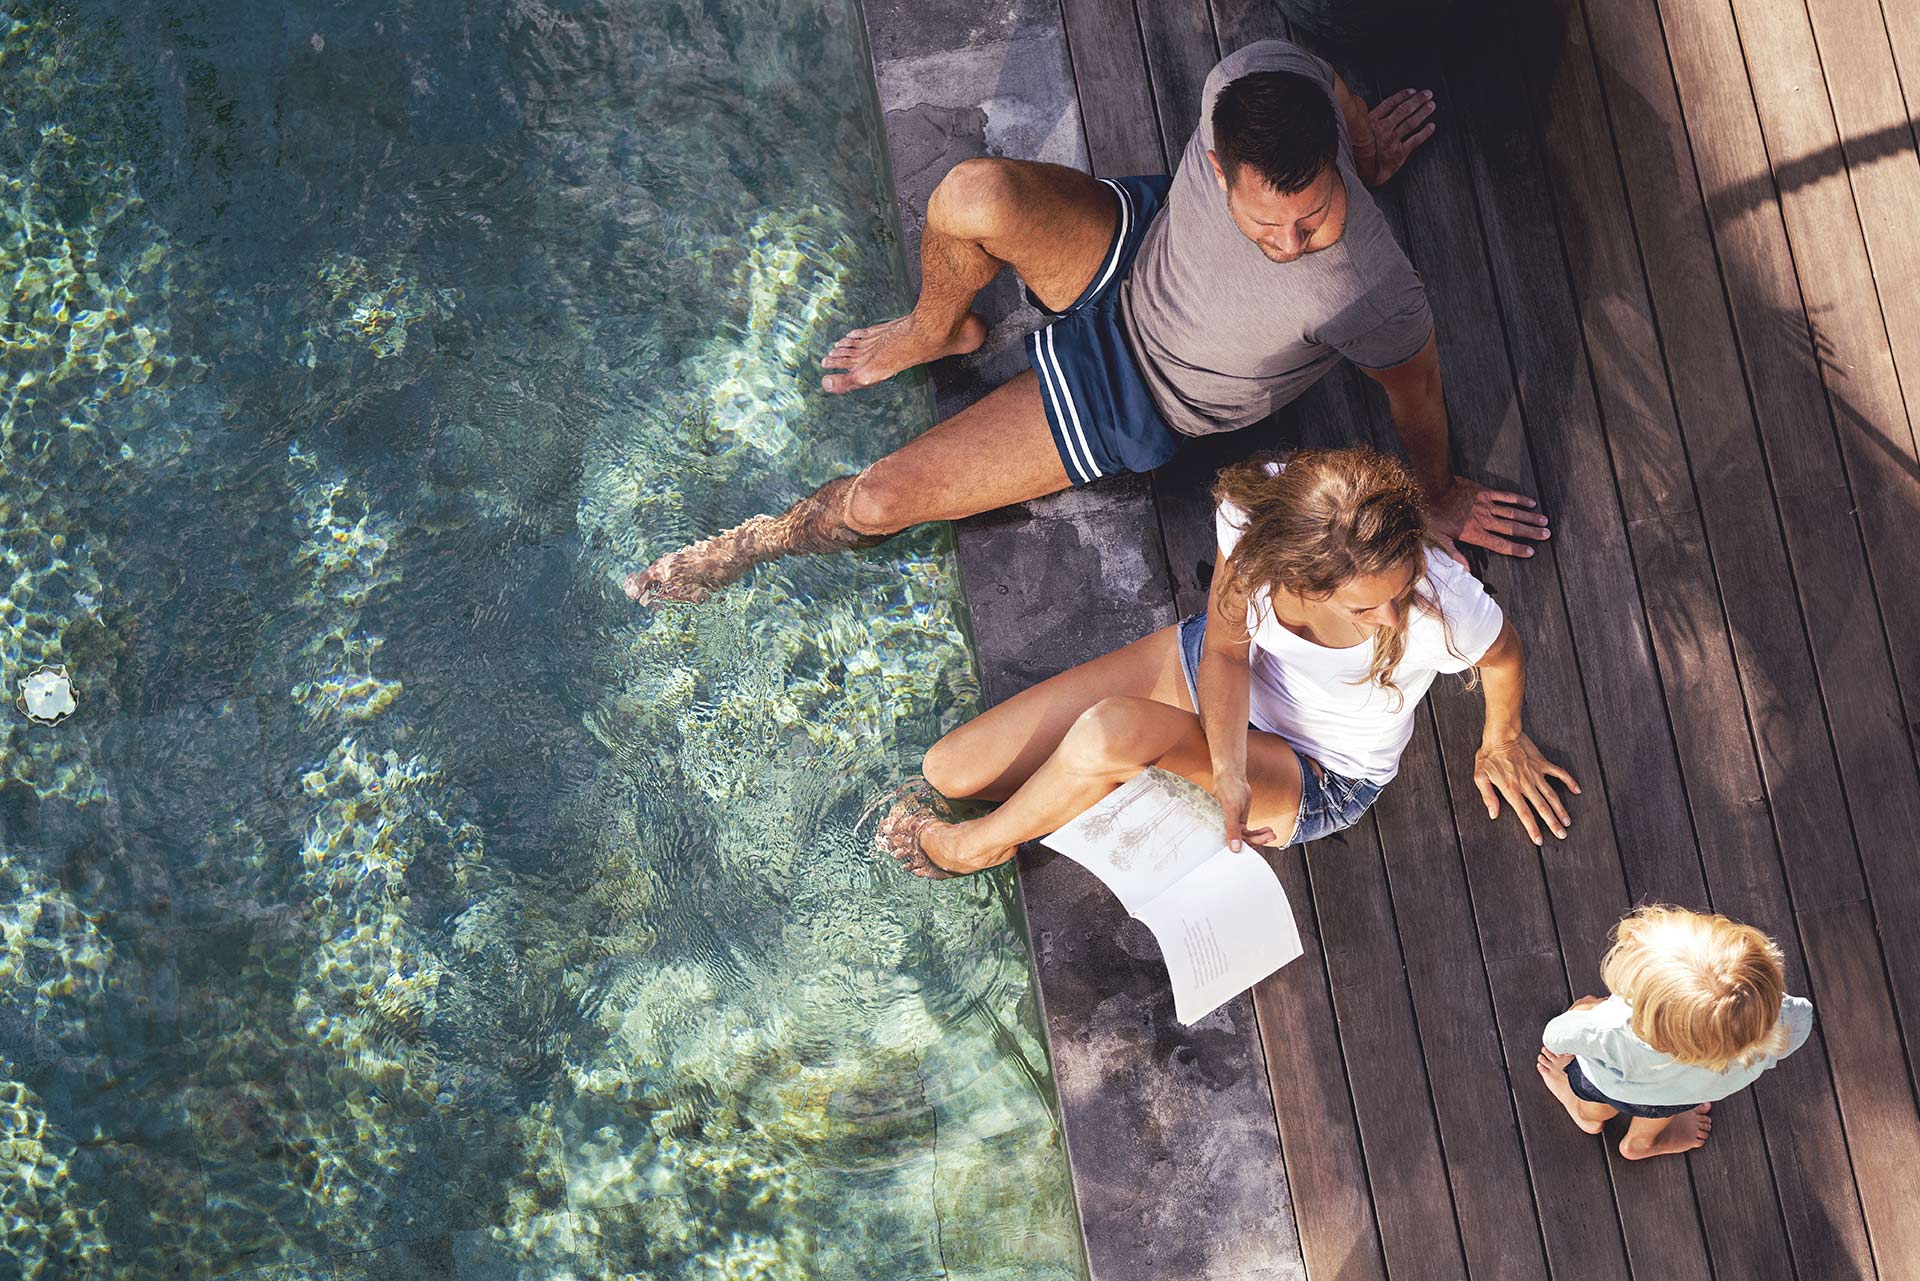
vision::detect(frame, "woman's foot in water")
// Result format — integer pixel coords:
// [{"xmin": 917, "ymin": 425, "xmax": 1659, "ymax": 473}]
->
[{"xmin": 872, "ymin": 791, "xmax": 1012, "ymax": 879}]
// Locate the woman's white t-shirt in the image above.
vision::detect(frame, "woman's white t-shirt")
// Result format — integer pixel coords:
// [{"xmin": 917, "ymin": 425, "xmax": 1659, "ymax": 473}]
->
[{"xmin": 1216, "ymin": 492, "xmax": 1505, "ymax": 782}]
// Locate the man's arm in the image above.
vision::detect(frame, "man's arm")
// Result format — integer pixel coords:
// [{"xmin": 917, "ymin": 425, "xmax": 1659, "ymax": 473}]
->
[
  {"xmin": 1361, "ymin": 333, "xmax": 1552, "ymax": 558},
  {"xmin": 1332, "ymin": 73, "xmax": 1436, "ymax": 188}
]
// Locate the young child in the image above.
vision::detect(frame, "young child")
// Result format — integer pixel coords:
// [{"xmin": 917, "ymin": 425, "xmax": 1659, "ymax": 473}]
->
[{"xmin": 1537, "ymin": 904, "xmax": 1814, "ymax": 1159}]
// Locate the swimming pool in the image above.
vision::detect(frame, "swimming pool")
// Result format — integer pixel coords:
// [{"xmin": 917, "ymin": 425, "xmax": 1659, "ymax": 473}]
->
[{"xmin": 0, "ymin": 1, "xmax": 1084, "ymax": 1275}]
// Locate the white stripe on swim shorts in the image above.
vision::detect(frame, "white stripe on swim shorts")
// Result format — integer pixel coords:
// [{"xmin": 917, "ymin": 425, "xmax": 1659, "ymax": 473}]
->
[
  {"xmin": 1043, "ymin": 323, "xmax": 1103, "ymax": 480},
  {"xmin": 1087, "ymin": 178, "xmax": 1133, "ymax": 299},
  {"xmin": 1031, "ymin": 329, "xmax": 1096, "ymax": 484}
]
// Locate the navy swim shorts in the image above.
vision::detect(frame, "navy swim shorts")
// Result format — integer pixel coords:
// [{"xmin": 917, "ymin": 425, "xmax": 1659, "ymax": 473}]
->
[{"xmin": 1024, "ymin": 174, "xmax": 1180, "ymax": 486}]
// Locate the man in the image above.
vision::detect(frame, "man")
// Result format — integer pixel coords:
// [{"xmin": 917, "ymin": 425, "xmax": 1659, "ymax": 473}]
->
[{"xmin": 625, "ymin": 39, "xmax": 1548, "ymax": 606}]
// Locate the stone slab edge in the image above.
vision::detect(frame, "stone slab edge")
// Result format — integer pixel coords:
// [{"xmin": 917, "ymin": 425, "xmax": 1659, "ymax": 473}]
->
[{"xmin": 853, "ymin": 3, "xmax": 1304, "ymax": 1277}]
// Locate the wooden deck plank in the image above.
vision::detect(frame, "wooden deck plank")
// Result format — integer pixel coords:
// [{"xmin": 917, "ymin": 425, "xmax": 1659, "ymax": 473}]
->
[
  {"xmin": 1305, "ymin": 820, "xmax": 1472, "ymax": 1281},
  {"xmin": 1718, "ymin": 0, "xmax": 1920, "ymax": 816},
  {"xmin": 1057, "ymin": 0, "xmax": 1167, "ymax": 173},
  {"xmin": 1205, "ymin": 0, "xmax": 1283, "ymax": 51},
  {"xmin": 1133, "ymin": 0, "xmax": 1218, "ymax": 160},
  {"xmin": 1800, "ymin": 0, "xmax": 1920, "ymax": 439},
  {"xmin": 1578, "ymin": 0, "xmax": 1876, "ymax": 921},
  {"xmin": 1353, "ymin": 41, "xmax": 1636, "ymax": 1279},
  {"xmin": 1253, "ymin": 844, "xmax": 1390, "ymax": 1281},
  {"xmin": 1369, "ymin": 713, "xmax": 1552, "ymax": 1281},
  {"xmin": 1646, "ymin": 1, "xmax": 1920, "ymax": 1270},
  {"xmin": 1883, "ymin": 1, "xmax": 1920, "ymax": 150},
  {"xmin": 1501, "ymin": 5, "xmax": 1837, "ymax": 1277},
  {"xmin": 1723, "ymin": 0, "xmax": 1920, "ymax": 788},
  {"xmin": 1794, "ymin": 899, "xmax": 1920, "ymax": 1281}
]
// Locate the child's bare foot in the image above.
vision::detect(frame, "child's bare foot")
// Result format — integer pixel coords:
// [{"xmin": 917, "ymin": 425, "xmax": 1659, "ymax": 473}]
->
[
  {"xmin": 1537, "ymin": 1048, "xmax": 1611, "ymax": 1134},
  {"xmin": 820, "ymin": 313, "xmax": 987, "ymax": 393},
  {"xmin": 1620, "ymin": 1103, "xmax": 1712, "ymax": 1160}
]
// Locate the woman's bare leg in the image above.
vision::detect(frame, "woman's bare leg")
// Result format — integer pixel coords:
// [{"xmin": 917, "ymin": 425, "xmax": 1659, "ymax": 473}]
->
[
  {"xmin": 918, "ymin": 695, "xmax": 1308, "ymax": 875},
  {"xmin": 922, "ymin": 624, "xmax": 1193, "ymax": 801},
  {"xmin": 822, "ymin": 159, "xmax": 1122, "ymax": 393}
]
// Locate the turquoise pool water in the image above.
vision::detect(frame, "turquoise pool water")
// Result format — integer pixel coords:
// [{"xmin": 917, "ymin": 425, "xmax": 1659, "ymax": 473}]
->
[{"xmin": 0, "ymin": 1, "xmax": 1083, "ymax": 1276}]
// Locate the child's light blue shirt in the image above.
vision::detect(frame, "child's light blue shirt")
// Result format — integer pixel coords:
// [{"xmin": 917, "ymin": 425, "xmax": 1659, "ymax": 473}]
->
[{"xmin": 1544, "ymin": 994, "xmax": 1814, "ymax": 1107}]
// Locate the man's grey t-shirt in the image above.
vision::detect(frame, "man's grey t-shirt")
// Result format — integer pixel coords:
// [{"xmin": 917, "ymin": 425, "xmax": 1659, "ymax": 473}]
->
[{"xmin": 1119, "ymin": 40, "xmax": 1434, "ymax": 437}]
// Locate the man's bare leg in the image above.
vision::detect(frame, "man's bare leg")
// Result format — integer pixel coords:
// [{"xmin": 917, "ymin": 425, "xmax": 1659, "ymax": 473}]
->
[
  {"xmin": 625, "ymin": 371, "xmax": 1069, "ymax": 604},
  {"xmin": 820, "ymin": 159, "xmax": 1120, "ymax": 394}
]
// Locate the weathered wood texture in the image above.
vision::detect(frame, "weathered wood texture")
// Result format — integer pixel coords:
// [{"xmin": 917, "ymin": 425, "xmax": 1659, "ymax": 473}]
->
[{"xmin": 860, "ymin": 0, "xmax": 1920, "ymax": 1274}]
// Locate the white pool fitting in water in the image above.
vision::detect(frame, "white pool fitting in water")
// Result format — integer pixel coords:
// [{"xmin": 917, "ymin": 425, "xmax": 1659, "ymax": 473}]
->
[{"xmin": 18, "ymin": 667, "xmax": 76, "ymax": 725}]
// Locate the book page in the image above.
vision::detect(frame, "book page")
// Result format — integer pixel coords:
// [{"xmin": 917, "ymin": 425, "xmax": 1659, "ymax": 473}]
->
[
  {"xmin": 1135, "ymin": 851, "xmax": 1302, "ymax": 1025},
  {"xmin": 1044, "ymin": 768, "xmax": 1232, "ymax": 914}
]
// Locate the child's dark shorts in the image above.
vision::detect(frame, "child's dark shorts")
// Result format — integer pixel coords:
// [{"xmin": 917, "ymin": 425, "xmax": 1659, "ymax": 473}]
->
[{"xmin": 1565, "ymin": 1057, "xmax": 1702, "ymax": 1120}]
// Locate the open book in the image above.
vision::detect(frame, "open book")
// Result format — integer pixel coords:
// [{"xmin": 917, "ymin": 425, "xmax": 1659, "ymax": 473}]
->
[{"xmin": 1045, "ymin": 767, "xmax": 1304, "ymax": 1025}]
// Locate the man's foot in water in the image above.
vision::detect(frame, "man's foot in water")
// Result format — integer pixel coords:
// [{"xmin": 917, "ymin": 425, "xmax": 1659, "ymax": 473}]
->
[
  {"xmin": 820, "ymin": 312, "xmax": 987, "ymax": 394},
  {"xmin": 625, "ymin": 475, "xmax": 887, "ymax": 606},
  {"xmin": 623, "ymin": 521, "xmax": 770, "ymax": 606}
]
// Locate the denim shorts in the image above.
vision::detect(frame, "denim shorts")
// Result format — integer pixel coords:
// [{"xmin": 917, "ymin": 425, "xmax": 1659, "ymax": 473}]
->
[
  {"xmin": 1175, "ymin": 612, "xmax": 1383, "ymax": 848},
  {"xmin": 1564, "ymin": 1056, "xmax": 1701, "ymax": 1120}
]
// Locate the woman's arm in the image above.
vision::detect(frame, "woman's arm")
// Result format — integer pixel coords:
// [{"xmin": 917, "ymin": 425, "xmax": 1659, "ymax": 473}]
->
[
  {"xmin": 1196, "ymin": 557, "xmax": 1270, "ymax": 851},
  {"xmin": 1471, "ymin": 620, "xmax": 1581, "ymax": 846}
]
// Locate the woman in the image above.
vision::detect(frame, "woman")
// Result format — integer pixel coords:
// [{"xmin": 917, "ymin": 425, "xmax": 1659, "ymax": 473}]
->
[{"xmin": 877, "ymin": 447, "xmax": 1577, "ymax": 876}]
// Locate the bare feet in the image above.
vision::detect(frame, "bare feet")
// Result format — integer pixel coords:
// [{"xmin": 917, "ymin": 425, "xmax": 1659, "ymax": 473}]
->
[
  {"xmin": 1621, "ymin": 1104, "xmax": 1712, "ymax": 1160},
  {"xmin": 1537, "ymin": 1049, "xmax": 1611, "ymax": 1134},
  {"xmin": 873, "ymin": 790, "xmax": 961, "ymax": 879},
  {"xmin": 820, "ymin": 313, "xmax": 987, "ymax": 394},
  {"xmin": 623, "ymin": 520, "xmax": 774, "ymax": 606},
  {"xmin": 624, "ymin": 475, "xmax": 885, "ymax": 607}
]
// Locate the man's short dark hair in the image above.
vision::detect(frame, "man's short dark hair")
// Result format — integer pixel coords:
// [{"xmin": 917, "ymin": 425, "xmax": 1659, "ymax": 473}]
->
[{"xmin": 1211, "ymin": 71, "xmax": 1340, "ymax": 195}]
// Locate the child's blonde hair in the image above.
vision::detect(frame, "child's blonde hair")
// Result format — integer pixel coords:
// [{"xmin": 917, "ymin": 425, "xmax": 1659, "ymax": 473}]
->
[{"xmin": 1600, "ymin": 905, "xmax": 1792, "ymax": 1070}]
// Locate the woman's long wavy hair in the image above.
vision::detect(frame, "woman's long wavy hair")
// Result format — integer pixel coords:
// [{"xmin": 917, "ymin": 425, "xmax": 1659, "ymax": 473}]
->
[{"xmin": 1212, "ymin": 447, "xmax": 1459, "ymax": 708}]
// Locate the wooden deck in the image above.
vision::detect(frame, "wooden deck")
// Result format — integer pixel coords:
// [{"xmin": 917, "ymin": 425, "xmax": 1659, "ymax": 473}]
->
[{"xmin": 861, "ymin": 0, "xmax": 1920, "ymax": 1278}]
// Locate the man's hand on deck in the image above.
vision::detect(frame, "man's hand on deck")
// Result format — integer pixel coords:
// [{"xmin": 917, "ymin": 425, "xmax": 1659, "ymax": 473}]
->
[
  {"xmin": 1430, "ymin": 477, "xmax": 1551, "ymax": 560},
  {"xmin": 1364, "ymin": 89, "xmax": 1437, "ymax": 186}
]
